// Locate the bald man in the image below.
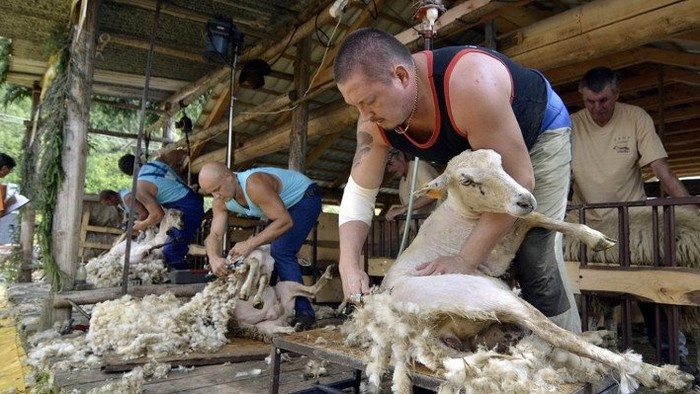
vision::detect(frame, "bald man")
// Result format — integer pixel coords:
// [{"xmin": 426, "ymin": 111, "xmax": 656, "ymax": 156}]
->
[{"xmin": 199, "ymin": 162, "xmax": 322, "ymax": 329}]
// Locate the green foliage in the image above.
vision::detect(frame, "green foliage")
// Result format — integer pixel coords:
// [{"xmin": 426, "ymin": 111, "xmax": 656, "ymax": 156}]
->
[
  {"xmin": 1, "ymin": 85, "xmax": 32, "ymax": 107},
  {"xmin": 0, "ymin": 36, "xmax": 31, "ymax": 104},
  {"xmin": 0, "ymin": 245, "xmax": 23, "ymax": 282},
  {"xmin": 85, "ymin": 134, "xmax": 133, "ymax": 193},
  {"xmin": 29, "ymin": 368, "xmax": 59, "ymax": 394},
  {"xmin": 35, "ymin": 43, "xmax": 71, "ymax": 291},
  {"xmin": 42, "ymin": 24, "xmax": 71, "ymax": 58},
  {"xmin": 0, "ymin": 36, "xmax": 11, "ymax": 86},
  {"xmin": 0, "ymin": 87, "xmax": 28, "ymax": 185}
]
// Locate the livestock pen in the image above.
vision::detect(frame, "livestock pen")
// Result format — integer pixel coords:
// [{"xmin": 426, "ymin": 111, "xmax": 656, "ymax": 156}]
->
[{"xmin": 565, "ymin": 196, "xmax": 700, "ymax": 372}]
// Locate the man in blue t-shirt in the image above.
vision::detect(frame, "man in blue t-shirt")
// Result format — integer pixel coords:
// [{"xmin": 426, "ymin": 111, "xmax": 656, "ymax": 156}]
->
[
  {"xmin": 199, "ymin": 162, "xmax": 322, "ymax": 329},
  {"xmin": 118, "ymin": 150, "xmax": 204, "ymax": 270}
]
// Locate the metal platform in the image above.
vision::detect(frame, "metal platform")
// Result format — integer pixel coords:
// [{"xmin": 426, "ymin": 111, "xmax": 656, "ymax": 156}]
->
[{"xmin": 270, "ymin": 328, "xmax": 620, "ymax": 394}]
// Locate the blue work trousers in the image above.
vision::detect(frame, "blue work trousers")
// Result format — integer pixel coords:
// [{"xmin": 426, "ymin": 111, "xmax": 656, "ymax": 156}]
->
[
  {"xmin": 162, "ymin": 191, "xmax": 205, "ymax": 269},
  {"xmin": 270, "ymin": 184, "xmax": 322, "ymax": 318}
]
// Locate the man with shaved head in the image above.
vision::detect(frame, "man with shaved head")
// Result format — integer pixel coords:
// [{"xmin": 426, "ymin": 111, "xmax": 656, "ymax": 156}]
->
[{"xmin": 199, "ymin": 162, "xmax": 322, "ymax": 329}]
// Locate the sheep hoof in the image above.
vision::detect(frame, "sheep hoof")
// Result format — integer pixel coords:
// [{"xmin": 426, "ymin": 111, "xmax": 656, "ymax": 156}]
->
[
  {"xmin": 239, "ymin": 293, "xmax": 249, "ymax": 301},
  {"xmin": 253, "ymin": 300, "xmax": 264, "ymax": 309},
  {"xmin": 593, "ymin": 235, "xmax": 616, "ymax": 251}
]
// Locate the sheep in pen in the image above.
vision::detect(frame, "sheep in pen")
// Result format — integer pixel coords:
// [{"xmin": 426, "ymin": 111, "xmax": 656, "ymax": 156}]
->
[
  {"xmin": 564, "ymin": 204, "xmax": 700, "ymax": 373},
  {"xmin": 343, "ymin": 149, "xmax": 693, "ymax": 393}
]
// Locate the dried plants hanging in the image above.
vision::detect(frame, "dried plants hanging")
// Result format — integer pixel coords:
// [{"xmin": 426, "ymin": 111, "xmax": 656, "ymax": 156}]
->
[{"xmin": 35, "ymin": 36, "xmax": 72, "ymax": 290}]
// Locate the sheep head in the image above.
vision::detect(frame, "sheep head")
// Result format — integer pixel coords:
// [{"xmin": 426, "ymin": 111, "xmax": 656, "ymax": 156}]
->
[{"xmin": 415, "ymin": 149, "xmax": 536, "ymax": 217}]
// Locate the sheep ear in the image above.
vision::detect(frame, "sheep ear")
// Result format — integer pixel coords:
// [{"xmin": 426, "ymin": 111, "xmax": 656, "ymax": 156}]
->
[{"xmin": 414, "ymin": 174, "xmax": 447, "ymax": 199}]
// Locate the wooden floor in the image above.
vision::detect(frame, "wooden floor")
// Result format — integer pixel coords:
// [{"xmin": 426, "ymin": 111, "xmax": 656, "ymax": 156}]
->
[
  {"xmin": 4, "ymin": 283, "xmax": 689, "ymax": 393},
  {"xmin": 51, "ymin": 326, "xmax": 620, "ymax": 394},
  {"xmin": 54, "ymin": 353, "xmax": 362, "ymax": 393}
]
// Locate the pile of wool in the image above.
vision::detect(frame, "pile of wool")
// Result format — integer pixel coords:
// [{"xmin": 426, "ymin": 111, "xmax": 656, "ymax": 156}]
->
[
  {"xmin": 26, "ymin": 327, "xmax": 101, "ymax": 374},
  {"xmin": 85, "ymin": 250, "xmax": 168, "ymax": 288},
  {"xmin": 343, "ymin": 292, "xmax": 618, "ymax": 394},
  {"xmin": 84, "ymin": 361, "xmax": 172, "ymax": 394},
  {"xmin": 85, "ymin": 209, "xmax": 183, "ymax": 288},
  {"xmin": 87, "ymin": 276, "xmax": 240, "ymax": 360}
]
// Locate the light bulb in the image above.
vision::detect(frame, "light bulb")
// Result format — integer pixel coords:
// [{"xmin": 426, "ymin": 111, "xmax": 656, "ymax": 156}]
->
[{"xmin": 426, "ymin": 7, "xmax": 439, "ymax": 26}]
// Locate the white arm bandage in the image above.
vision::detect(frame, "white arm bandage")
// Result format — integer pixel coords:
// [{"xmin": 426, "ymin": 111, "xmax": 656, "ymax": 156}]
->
[{"xmin": 339, "ymin": 175, "xmax": 379, "ymax": 226}]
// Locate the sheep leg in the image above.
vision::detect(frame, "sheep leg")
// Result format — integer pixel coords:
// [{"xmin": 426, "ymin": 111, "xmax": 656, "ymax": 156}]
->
[
  {"xmin": 252, "ymin": 273, "xmax": 269, "ymax": 309},
  {"xmin": 523, "ymin": 211, "xmax": 616, "ymax": 251},
  {"xmin": 239, "ymin": 257, "xmax": 260, "ymax": 301},
  {"xmin": 273, "ymin": 265, "xmax": 335, "ymax": 317},
  {"xmin": 390, "ymin": 275, "xmax": 693, "ymax": 393},
  {"xmin": 288, "ymin": 265, "xmax": 334, "ymax": 299}
]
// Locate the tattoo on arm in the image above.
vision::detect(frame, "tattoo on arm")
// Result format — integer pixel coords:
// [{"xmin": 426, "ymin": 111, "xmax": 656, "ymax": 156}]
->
[{"xmin": 353, "ymin": 130, "xmax": 374, "ymax": 168}]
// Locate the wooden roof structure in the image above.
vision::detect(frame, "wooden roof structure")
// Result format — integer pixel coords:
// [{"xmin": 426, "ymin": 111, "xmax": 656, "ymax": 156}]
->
[{"xmin": 2, "ymin": 0, "xmax": 700, "ymax": 202}]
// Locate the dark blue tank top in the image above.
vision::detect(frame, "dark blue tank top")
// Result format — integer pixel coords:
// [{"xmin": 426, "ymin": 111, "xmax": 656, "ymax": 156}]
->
[{"xmin": 382, "ymin": 46, "xmax": 549, "ymax": 164}]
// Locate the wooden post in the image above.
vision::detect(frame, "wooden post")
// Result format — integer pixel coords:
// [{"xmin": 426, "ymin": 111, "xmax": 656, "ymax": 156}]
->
[
  {"xmin": 77, "ymin": 209, "xmax": 90, "ymax": 259},
  {"xmin": 18, "ymin": 83, "xmax": 42, "ymax": 282},
  {"xmin": 52, "ymin": 0, "xmax": 99, "ymax": 305},
  {"xmin": 289, "ymin": 35, "xmax": 311, "ymax": 172}
]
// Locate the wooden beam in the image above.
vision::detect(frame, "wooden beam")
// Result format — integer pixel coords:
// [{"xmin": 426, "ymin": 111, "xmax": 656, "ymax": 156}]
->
[
  {"xmin": 666, "ymin": 119, "xmax": 700, "ymax": 134},
  {"xmin": 161, "ymin": 0, "xmax": 337, "ymax": 109},
  {"xmin": 160, "ymin": 80, "xmax": 338, "ymax": 157},
  {"xmin": 8, "ymin": 56, "xmax": 189, "ymax": 93},
  {"xmin": 502, "ymin": 0, "xmax": 677, "ymax": 57},
  {"xmin": 92, "ymin": 98, "xmax": 165, "ymax": 113},
  {"xmin": 158, "ymin": 0, "xmax": 528, "ymax": 164},
  {"xmin": 395, "ymin": 0, "xmax": 531, "ymax": 51},
  {"xmin": 289, "ymin": 35, "xmax": 311, "ymax": 172},
  {"xmin": 106, "ymin": 33, "xmax": 207, "ymax": 63},
  {"xmin": 53, "ymin": 283, "xmax": 207, "ymax": 307},
  {"xmin": 110, "ymin": 0, "xmax": 281, "ymax": 41},
  {"xmin": 546, "ymin": 48, "xmax": 650, "ymax": 87},
  {"xmin": 633, "ymin": 86, "xmax": 700, "ymax": 112},
  {"xmin": 191, "ymin": 102, "xmax": 358, "ymax": 172},
  {"xmin": 566, "ymin": 263, "xmax": 700, "ymax": 307},
  {"xmin": 503, "ymin": 0, "xmax": 700, "ymax": 71},
  {"xmin": 560, "ymin": 68, "xmax": 700, "ymax": 106},
  {"xmin": 305, "ymin": 0, "xmax": 386, "ymax": 92},
  {"xmin": 88, "ymin": 128, "xmax": 169, "ymax": 143},
  {"xmin": 639, "ymin": 47, "xmax": 700, "ymax": 69},
  {"xmin": 307, "ymin": 133, "xmax": 344, "ymax": 167},
  {"xmin": 94, "ymin": 69, "xmax": 189, "ymax": 92},
  {"xmin": 169, "ymin": 0, "xmax": 700, "ymax": 174},
  {"xmin": 651, "ymin": 103, "xmax": 700, "ymax": 124},
  {"xmin": 145, "ymin": 0, "xmax": 339, "ymax": 139}
]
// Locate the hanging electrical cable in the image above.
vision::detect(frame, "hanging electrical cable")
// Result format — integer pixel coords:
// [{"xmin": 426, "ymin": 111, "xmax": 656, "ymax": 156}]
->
[{"xmin": 398, "ymin": 0, "xmax": 446, "ymax": 256}]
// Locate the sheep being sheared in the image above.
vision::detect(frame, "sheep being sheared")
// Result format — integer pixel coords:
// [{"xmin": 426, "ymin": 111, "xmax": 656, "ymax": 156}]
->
[
  {"xmin": 87, "ymin": 246, "xmax": 334, "ymax": 360},
  {"xmin": 85, "ymin": 208, "xmax": 183, "ymax": 287},
  {"xmin": 564, "ymin": 206, "xmax": 700, "ymax": 370},
  {"xmin": 344, "ymin": 149, "xmax": 692, "ymax": 393}
]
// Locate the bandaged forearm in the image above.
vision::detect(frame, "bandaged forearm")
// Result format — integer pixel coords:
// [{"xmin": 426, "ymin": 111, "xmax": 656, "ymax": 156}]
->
[{"xmin": 339, "ymin": 175, "xmax": 379, "ymax": 226}]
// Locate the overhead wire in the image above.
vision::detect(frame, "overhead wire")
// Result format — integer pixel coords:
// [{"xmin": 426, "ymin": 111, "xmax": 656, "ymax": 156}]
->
[{"xmin": 238, "ymin": 9, "xmax": 344, "ymax": 118}]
